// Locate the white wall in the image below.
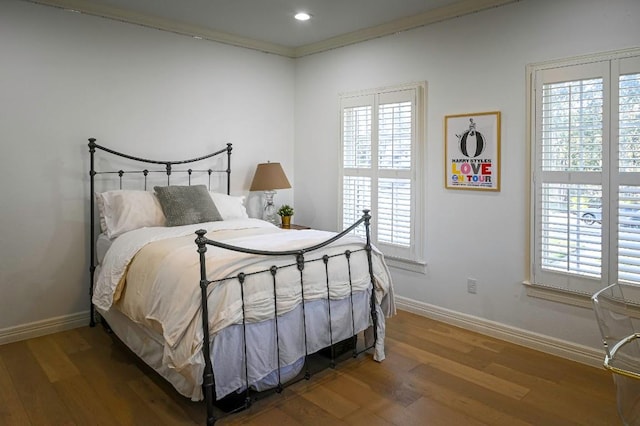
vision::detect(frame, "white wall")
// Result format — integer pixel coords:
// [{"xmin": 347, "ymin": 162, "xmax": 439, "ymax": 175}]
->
[
  {"xmin": 294, "ymin": 0, "xmax": 640, "ymax": 350},
  {"xmin": 3, "ymin": 0, "xmax": 640, "ymax": 357},
  {"xmin": 0, "ymin": 1, "xmax": 295, "ymax": 332}
]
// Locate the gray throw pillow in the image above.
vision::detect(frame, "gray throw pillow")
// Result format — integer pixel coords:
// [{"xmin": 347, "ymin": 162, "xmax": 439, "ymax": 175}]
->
[{"xmin": 154, "ymin": 185, "xmax": 222, "ymax": 226}]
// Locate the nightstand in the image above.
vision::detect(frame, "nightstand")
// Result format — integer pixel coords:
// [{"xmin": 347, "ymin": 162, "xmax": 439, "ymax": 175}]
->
[{"xmin": 279, "ymin": 224, "xmax": 311, "ymax": 230}]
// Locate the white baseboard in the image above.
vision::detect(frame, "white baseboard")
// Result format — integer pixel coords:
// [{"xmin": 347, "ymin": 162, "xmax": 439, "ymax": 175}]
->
[
  {"xmin": 1, "ymin": 301, "xmax": 603, "ymax": 369},
  {"xmin": 0, "ymin": 311, "xmax": 91, "ymax": 345},
  {"xmin": 395, "ymin": 296, "xmax": 604, "ymax": 368}
]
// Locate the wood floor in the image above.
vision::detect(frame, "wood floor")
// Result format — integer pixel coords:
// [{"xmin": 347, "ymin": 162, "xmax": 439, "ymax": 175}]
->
[{"xmin": 0, "ymin": 310, "xmax": 620, "ymax": 425}]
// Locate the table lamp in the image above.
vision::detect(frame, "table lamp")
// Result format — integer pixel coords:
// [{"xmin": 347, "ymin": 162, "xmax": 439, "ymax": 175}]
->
[{"xmin": 249, "ymin": 162, "xmax": 291, "ymax": 225}]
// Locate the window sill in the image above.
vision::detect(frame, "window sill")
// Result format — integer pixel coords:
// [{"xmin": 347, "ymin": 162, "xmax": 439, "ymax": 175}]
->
[
  {"xmin": 523, "ymin": 281, "xmax": 593, "ymax": 309},
  {"xmin": 385, "ymin": 256, "xmax": 426, "ymax": 274},
  {"xmin": 525, "ymin": 281, "xmax": 640, "ymax": 321}
]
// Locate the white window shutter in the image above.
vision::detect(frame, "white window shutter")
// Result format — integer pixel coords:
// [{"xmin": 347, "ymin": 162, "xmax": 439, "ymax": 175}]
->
[
  {"xmin": 339, "ymin": 84, "xmax": 424, "ymax": 264},
  {"xmin": 530, "ymin": 50, "xmax": 640, "ymax": 296},
  {"xmin": 378, "ymin": 101, "xmax": 412, "ymax": 170},
  {"xmin": 343, "ymin": 105, "xmax": 372, "ymax": 169},
  {"xmin": 342, "ymin": 176, "xmax": 371, "ymax": 239},
  {"xmin": 617, "ymin": 60, "xmax": 640, "ymax": 285},
  {"xmin": 378, "ymin": 178, "xmax": 411, "ymax": 247}
]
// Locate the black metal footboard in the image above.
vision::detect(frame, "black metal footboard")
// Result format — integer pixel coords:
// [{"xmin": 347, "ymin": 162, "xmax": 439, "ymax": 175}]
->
[{"xmin": 195, "ymin": 210, "xmax": 379, "ymax": 426}]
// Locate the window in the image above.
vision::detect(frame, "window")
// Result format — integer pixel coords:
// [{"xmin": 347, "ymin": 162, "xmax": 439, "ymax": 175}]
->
[
  {"xmin": 340, "ymin": 83, "xmax": 425, "ymax": 267},
  {"xmin": 529, "ymin": 49, "xmax": 640, "ymax": 298}
]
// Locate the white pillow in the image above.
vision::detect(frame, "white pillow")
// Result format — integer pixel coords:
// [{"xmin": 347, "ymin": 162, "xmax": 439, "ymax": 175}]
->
[
  {"xmin": 209, "ymin": 192, "xmax": 249, "ymax": 220},
  {"xmin": 96, "ymin": 190, "xmax": 166, "ymax": 239}
]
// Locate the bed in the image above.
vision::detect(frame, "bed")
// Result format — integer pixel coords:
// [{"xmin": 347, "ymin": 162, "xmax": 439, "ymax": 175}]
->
[{"xmin": 88, "ymin": 139, "xmax": 395, "ymax": 425}]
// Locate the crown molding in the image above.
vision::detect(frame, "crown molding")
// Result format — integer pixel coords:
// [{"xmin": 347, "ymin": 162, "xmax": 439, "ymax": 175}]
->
[
  {"xmin": 294, "ymin": 0, "xmax": 519, "ymax": 57},
  {"xmin": 27, "ymin": 0, "xmax": 297, "ymax": 57},
  {"xmin": 27, "ymin": 0, "xmax": 519, "ymax": 59}
]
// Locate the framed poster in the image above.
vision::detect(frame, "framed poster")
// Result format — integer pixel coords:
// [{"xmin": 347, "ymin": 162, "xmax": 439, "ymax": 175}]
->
[{"xmin": 445, "ymin": 111, "xmax": 501, "ymax": 191}]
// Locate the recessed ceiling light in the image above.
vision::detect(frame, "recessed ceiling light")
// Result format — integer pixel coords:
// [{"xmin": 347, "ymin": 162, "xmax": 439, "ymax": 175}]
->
[{"xmin": 294, "ymin": 12, "xmax": 311, "ymax": 21}]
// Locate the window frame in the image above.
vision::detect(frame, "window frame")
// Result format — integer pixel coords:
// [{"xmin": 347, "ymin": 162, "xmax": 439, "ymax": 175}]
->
[
  {"xmin": 338, "ymin": 82, "xmax": 426, "ymax": 272},
  {"xmin": 526, "ymin": 47, "xmax": 640, "ymax": 306}
]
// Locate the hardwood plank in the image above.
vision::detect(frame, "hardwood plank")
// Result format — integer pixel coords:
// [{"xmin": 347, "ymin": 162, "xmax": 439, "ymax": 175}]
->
[
  {"xmin": 343, "ymin": 358, "xmax": 424, "ymax": 407},
  {"xmin": 298, "ymin": 382, "xmax": 360, "ymax": 419},
  {"xmin": 277, "ymin": 394, "xmax": 349, "ymax": 425},
  {"xmin": 555, "ymin": 360, "xmax": 618, "ymax": 401},
  {"xmin": 53, "ymin": 374, "xmax": 118, "ymax": 426},
  {"xmin": 50, "ymin": 329, "xmax": 92, "ymax": 355},
  {"xmin": 519, "ymin": 374, "xmax": 620, "ymax": 425},
  {"xmin": 74, "ymin": 324, "xmax": 116, "ymax": 349},
  {"xmin": 0, "ymin": 354, "xmax": 31, "ymax": 426},
  {"xmin": 386, "ymin": 321, "xmax": 493, "ymax": 372},
  {"xmin": 410, "ymin": 363, "xmax": 583, "ymax": 426},
  {"xmin": 483, "ymin": 342, "xmax": 580, "ymax": 383},
  {"xmin": 395, "ymin": 397, "xmax": 487, "ymax": 426},
  {"xmin": 392, "ymin": 311, "xmax": 504, "ymax": 354},
  {"xmin": 128, "ymin": 375, "xmax": 198, "ymax": 425},
  {"xmin": 429, "ymin": 322, "xmax": 505, "ymax": 353},
  {"xmin": 221, "ymin": 406, "xmax": 302, "ymax": 425},
  {"xmin": 386, "ymin": 337, "xmax": 530, "ymax": 400},
  {"xmin": 0, "ymin": 341, "xmax": 76, "ymax": 425},
  {"xmin": 385, "ymin": 316, "xmax": 475, "ymax": 354},
  {"xmin": 321, "ymin": 371, "xmax": 395, "ymax": 414},
  {"xmin": 26, "ymin": 335, "xmax": 80, "ymax": 383},
  {"xmin": 375, "ymin": 341, "xmax": 425, "ymax": 373},
  {"xmin": 486, "ymin": 360, "xmax": 616, "ymax": 404},
  {"xmin": 69, "ymin": 345, "xmax": 169, "ymax": 425},
  {"xmin": 70, "ymin": 343, "xmax": 144, "ymax": 387},
  {"xmin": 342, "ymin": 406, "xmax": 394, "ymax": 425},
  {"xmin": 406, "ymin": 364, "xmax": 536, "ymax": 426}
]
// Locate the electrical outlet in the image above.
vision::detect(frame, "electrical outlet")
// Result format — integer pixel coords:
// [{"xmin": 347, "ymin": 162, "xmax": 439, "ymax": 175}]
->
[{"xmin": 467, "ymin": 278, "xmax": 477, "ymax": 294}]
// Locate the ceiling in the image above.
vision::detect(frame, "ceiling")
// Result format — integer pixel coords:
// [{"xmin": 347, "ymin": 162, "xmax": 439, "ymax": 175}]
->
[{"xmin": 29, "ymin": 0, "xmax": 518, "ymax": 57}]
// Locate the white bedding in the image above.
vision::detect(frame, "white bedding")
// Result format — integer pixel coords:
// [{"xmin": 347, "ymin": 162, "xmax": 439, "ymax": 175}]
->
[
  {"xmin": 94, "ymin": 218, "xmax": 276, "ymax": 310},
  {"xmin": 96, "ymin": 233, "xmax": 112, "ymax": 265},
  {"xmin": 93, "ymin": 218, "xmax": 395, "ymax": 400}
]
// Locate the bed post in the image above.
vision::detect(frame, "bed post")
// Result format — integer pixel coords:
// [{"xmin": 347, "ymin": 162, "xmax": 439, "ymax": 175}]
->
[
  {"xmin": 363, "ymin": 209, "xmax": 378, "ymax": 344},
  {"xmin": 88, "ymin": 138, "xmax": 97, "ymax": 327},
  {"xmin": 226, "ymin": 143, "xmax": 232, "ymax": 195},
  {"xmin": 195, "ymin": 229, "xmax": 216, "ymax": 426}
]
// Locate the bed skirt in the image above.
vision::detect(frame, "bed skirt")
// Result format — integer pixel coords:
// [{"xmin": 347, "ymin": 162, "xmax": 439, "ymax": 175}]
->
[{"xmin": 97, "ymin": 288, "xmax": 380, "ymax": 401}]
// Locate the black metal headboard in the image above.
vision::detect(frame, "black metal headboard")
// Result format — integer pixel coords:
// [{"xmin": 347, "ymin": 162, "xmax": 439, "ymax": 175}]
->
[{"xmin": 88, "ymin": 138, "xmax": 233, "ymax": 326}]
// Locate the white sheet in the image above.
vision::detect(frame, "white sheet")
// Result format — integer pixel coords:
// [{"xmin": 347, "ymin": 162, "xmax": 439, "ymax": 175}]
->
[{"xmin": 96, "ymin": 233, "xmax": 112, "ymax": 265}]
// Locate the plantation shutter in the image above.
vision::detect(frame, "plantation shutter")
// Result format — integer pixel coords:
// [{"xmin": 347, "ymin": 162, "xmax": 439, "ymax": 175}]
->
[
  {"xmin": 342, "ymin": 96, "xmax": 373, "ymax": 239},
  {"xmin": 531, "ymin": 52, "xmax": 640, "ymax": 296},
  {"xmin": 377, "ymin": 91, "xmax": 414, "ymax": 253},
  {"xmin": 340, "ymin": 85, "xmax": 423, "ymax": 263},
  {"xmin": 533, "ymin": 61, "xmax": 608, "ymax": 295},
  {"xmin": 617, "ymin": 57, "xmax": 640, "ymax": 286}
]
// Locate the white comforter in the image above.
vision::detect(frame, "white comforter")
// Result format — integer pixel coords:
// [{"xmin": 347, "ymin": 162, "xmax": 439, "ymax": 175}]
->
[{"xmin": 93, "ymin": 219, "xmax": 395, "ymax": 382}]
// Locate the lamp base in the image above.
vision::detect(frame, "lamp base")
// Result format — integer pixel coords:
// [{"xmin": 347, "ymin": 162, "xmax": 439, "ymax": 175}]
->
[{"xmin": 263, "ymin": 190, "xmax": 278, "ymax": 225}]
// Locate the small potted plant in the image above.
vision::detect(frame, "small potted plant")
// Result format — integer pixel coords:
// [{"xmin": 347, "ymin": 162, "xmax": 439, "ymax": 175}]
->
[{"xmin": 277, "ymin": 204, "xmax": 294, "ymax": 228}]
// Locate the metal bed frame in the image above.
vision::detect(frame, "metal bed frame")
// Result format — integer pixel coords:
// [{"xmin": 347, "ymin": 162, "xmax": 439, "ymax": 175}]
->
[
  {"xmin": 88, "ymin": 138, "xmax": 233, "ymax": 328},
  {"xmin": 88, "ymin": 139, "xmax": 379, "ymax": 425}
]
